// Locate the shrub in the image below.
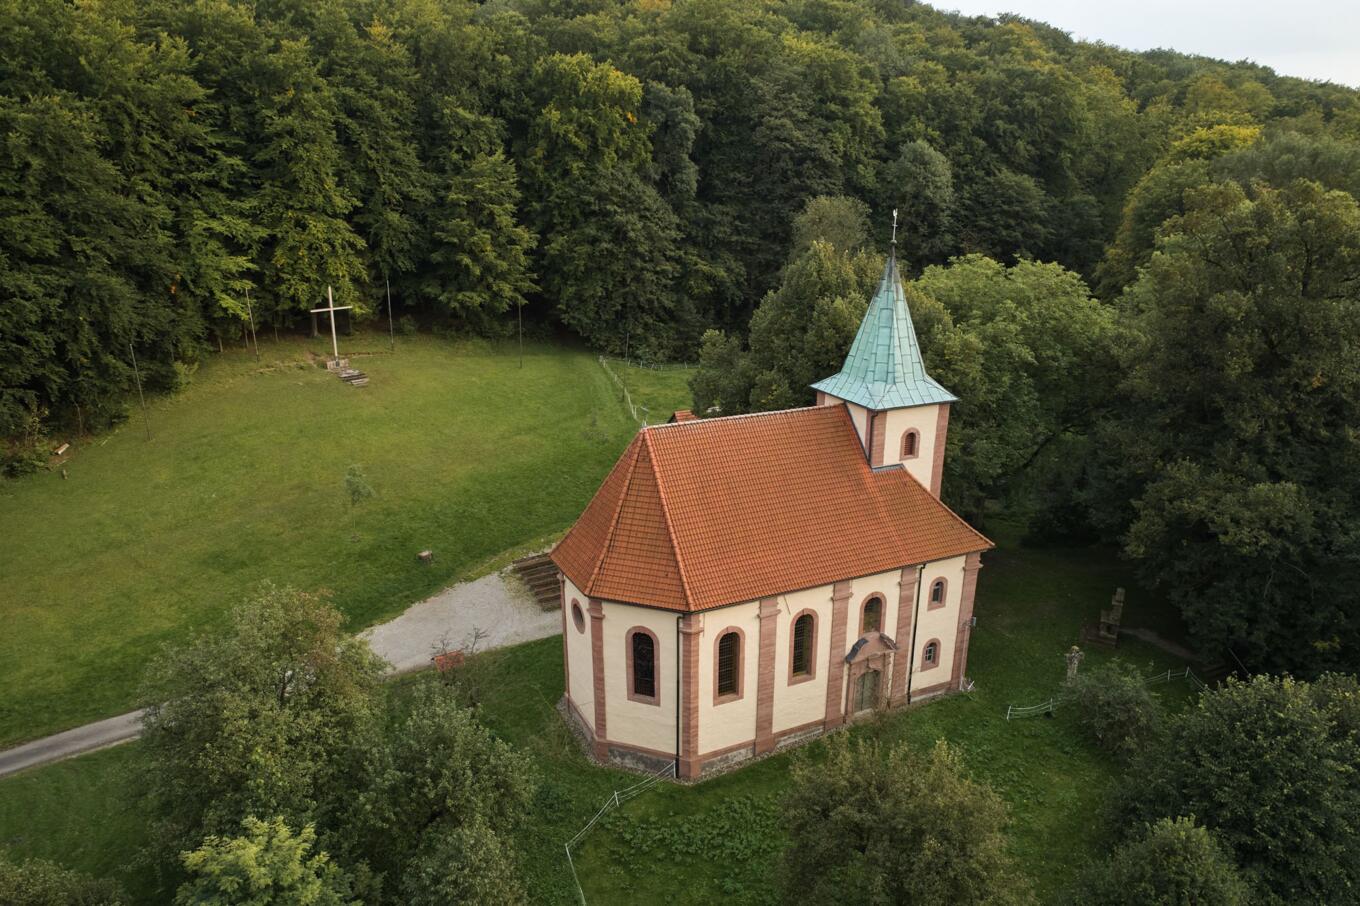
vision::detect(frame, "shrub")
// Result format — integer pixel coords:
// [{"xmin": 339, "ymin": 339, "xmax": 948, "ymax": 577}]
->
[
  {"xmin": 782, "ymin": 737, "xmax": 1032, "ymax": 906},
  {"xmin": 0, "ymin": 851, "xmax": 125, "ymax": 905},
  {"xmin": 1066, "ymin": 660, "xmax": 1162, "ymax": 759},
  {"xmin": 398, "ymin": 315, "xmax": 417, "ymax": 336},
  {"xmin": 1064, "ymin": 817, "xmax": 1249, "ymax": 906}
]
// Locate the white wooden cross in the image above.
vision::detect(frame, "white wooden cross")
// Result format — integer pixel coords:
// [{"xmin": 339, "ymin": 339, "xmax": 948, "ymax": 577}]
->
[{"xmin": 310, "ymin": 285, "xmax": 352, "ymax": 361}]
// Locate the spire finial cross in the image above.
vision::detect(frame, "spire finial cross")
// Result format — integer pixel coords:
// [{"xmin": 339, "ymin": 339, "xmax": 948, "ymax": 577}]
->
[{"xmin": 891, "ymin": 208, "xmax": 898, "ymax": 246}]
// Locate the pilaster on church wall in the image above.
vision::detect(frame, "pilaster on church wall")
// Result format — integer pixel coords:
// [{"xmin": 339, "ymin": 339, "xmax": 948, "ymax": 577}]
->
[
  {"xmin": 600, "ymin": 601, "xmax": 680, "ymax": 754},
  {"xmin": 562, "ymin": 576, "xmax": 594, "ymax": 729},
  {"xmin": 696, "ymin": 600, "xmax": 760, "ymax": 755}
]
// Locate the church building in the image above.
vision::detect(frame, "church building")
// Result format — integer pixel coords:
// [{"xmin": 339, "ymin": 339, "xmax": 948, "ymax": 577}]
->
[{"xmin": 552, "ymin": 249, "xmax": 992, "ymax": 780}]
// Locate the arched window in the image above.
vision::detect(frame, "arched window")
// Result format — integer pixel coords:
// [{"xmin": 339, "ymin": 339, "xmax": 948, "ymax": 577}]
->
[
  {"xmin": 861, "ymin": 595, "xmax": 884, "ymax": 634},
  {"xmin": 715, "ymin": 630, "xmax": 743, "ymax": 702},
  {"xmin": 791, "ymin": 613, "xmax": 814, "ymax": 679},
  {"xmin": 922, "ymin": 638, "xmax": 941, "ymax": 670},
  {"xmin": 901, "ymin": 430, "xmax": 921, "ymax": 460},
  {"xmin": 571, "ymin": 600, "xmax": 585, "ymax": 633},
  {"xmin": 627, "ymin": 628, "xmax": 659, "ymax": 704},
  {"xmin": 928, "ymin": 578, "xmax": 947, "ymax": 610}
]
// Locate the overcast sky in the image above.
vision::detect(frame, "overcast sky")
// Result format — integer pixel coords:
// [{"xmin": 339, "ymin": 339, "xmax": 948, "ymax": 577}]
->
[{"xmin": 935, "ymin": 0, "xmax": 1360, "ymax": 87}]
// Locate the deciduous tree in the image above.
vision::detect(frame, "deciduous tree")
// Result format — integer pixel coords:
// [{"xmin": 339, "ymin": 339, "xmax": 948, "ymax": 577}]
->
[{"xmin": 783, "ymin": 738, "xmax": 1031, "ymax": 906}]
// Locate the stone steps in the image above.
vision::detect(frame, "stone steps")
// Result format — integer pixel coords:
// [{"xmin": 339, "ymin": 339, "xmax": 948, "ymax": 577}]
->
[{"xmin": 512, "ymin": 553, "xmax": 560, "ymax": 611}]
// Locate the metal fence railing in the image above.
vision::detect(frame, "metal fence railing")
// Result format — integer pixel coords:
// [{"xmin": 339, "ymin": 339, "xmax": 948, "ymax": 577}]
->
[{"xmin": 564, "ymin": 760, "xmax": 676, "ymax": 904}]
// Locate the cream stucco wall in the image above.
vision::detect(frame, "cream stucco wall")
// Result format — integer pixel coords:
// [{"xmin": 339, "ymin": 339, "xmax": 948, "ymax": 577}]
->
[
  {"xmin": 909, "ymin": 554, "xmax": 966, "ymax": 689},
  {"xmin": 568, "ymin": 556, "xmax": 971, "ymax": 763},
  {"xmin": 601, "ymin": 601, "xmax": 679, "ymax": 754},
  {"xmin": 697, "ymin": 601, "xmax": 760, "ymax": 755},
  {"xmin": 562, "ymin": 576, "xmax": 594, "ymax": 731},
  {"xmin": 769, "ymin": 584, "xmax": 833, "ymax": 735},
  {"xmin": 883, "ymin": 404, "xmax": 942, "ymax": 489},
  {"xmin": 843, "ymin": 401, "xmax": 871, "ymax": 452}
]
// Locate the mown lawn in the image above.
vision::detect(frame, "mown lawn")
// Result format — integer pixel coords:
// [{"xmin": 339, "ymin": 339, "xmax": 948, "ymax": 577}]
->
[
  {"xmin": 0, "ymin": 522, "xmax": 1197, "ymax": 904},
  {"xmin": 0, "ymin": 334, "xmax": 692, "ymax": 746},
  {"xmin": 601, "ymin": 358, "xmax": 697, "ymax": 423}
]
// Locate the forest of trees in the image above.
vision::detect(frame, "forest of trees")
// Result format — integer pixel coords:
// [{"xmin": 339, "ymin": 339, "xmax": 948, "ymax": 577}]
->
[{"xmin": 3, "ymin": 0, "xmax": 1360, "ymax": 676}]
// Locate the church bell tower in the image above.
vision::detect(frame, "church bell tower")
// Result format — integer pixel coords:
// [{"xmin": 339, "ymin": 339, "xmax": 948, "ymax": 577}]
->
[{"xmin": 811, "ymin": 221, "xmax": 955, "ymax": 496}]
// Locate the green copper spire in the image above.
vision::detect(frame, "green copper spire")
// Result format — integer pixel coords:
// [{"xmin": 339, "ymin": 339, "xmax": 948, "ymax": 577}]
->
[{"xmin": 810, "ymin": 251, "xmax": 956, "ymax": 410}]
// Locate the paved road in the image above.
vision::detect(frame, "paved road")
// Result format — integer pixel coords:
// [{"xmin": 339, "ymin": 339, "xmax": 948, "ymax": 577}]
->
[
  {"xmin": 0, "ymin": 710, "xmax": 146, "ymax": 778},
  {"xmin": 0, "ymin": 569, "xmax": 560, "ymax": 779}
]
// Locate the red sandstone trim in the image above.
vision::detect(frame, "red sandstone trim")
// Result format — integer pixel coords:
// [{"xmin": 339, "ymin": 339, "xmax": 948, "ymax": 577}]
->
[
  {"xmin": 870, "ymin": 411, "xmax": 887, "ymax": 466},
  {"xmin": 774, "ymin": 717, "xmax": 826, "ymax": 742},
  {"xmin": 606, "ymin": 738, "xmax": 681, "ymax": 761},
  {"xmin": 679, "ymin": 613, "xmax": 702, "ymax": 779},
  {"xmin": 913, "ymin": 679, "xmax": 953, "ymax": 699},
  {"xmin": 755, "ymin": 599, "xmax": 779, "ymax": 755},
  {"xmin": 823, "ymin": 580, "xmax": 852, "ymax": 728},
  {"xmin": 901, "ymin": 428, "xmax": 921, "ymax": 460},
  {"xmin": 858, "ymin": 592, "xmax": 886, "ymax": 635},
  {"xmin": 921, "ymin": 636, "xmax": 942, "ymax": 671},
  {"xmin": 927, "ymin": 576, "xmax": 947, "ymax": 611},
  {"xmin": 890, "ymin": 566, "xmax": 918, "ymax": 703},
  {"xmin": 712, "ymin": 626, "xmax": 747, "ymax": 705},
  {"xmin": 699, "ymin": 738, "xmax": 757, "ymax": 762},
  {"xmin": 952, "ymin": 551, "xmax": 983, "ymax": 690},
  {"xmin": 787, "ymin": 609, "xmax": 819, "ymax": 686},
  {"xmin": 931, "ymin": 404, "xmax": 950, "ymax": 497},
  {"xmin": 624, "ymin": 626, "xmax": 661, "ymax": 706},
  {"xmin": 588, "ymin": 600, "xmax": 607, "ymax": 758}
]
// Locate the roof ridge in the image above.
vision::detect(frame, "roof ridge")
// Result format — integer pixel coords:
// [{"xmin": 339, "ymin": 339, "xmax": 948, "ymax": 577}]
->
[
  {"xmin": 584, "ymin": 435, "xmax": 641, "ymax": 594},
  {"xmin": 641, "ymin": 429, "xmax": 694, "ymax": 608}
]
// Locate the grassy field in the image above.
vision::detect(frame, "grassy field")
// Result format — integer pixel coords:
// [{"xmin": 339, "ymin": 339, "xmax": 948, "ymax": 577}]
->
[
  {"xmin": 0, "ymin": 521, "xmax": 1195, "ymax": 904},
  {"xmin": 0, "ymin": 334, "xmax": 691, "ymax": 746}
]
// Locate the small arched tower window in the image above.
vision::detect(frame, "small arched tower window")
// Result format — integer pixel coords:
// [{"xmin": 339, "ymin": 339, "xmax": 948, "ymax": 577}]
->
[
  {"xmin": 717, "ymin": 631, "xmax": 741, "ymax": 698},
  {"xmin": 861, "ymin": 595, "xmax": 884, "ymax": 634},
  {"xmin": 792, "ymin": 614, "xmax": 814, "ymax": 677},
  {"xmin": 929, "ymin": 578, "xmax": 947, "ymax": 610},
  {"xmin": 902, "ymin": 430, "xmax": 921, "ymax": 460},
  {"xmin": 631, "ymin": 631, "xmax": 656, "ymax": 699}
]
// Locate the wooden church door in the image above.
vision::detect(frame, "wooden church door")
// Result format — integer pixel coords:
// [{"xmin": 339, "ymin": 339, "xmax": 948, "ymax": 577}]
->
[{"xmin": 853, "ymin": 669, "xmax": 881, "ymax": 713}]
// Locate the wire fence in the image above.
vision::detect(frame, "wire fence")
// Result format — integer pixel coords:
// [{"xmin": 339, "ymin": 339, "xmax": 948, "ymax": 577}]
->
[
  {"xmin": 1005, "ymin": 666, "xmax": 1209, "ymax": 720},
  {"xmin": 599, "ymin": 355, "xmax": 695, "ymax": 372},
  {"xmin": 564, "ymin": 760, "xmax": 677, "ymax": 904},
  {"xmin": 598, "ymin": 356, "xmax": 648, "ymax": 425}
]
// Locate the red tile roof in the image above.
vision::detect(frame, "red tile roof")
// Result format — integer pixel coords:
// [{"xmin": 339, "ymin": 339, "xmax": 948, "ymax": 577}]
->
[{"xmin": 552, "ymin": 405, "xmax": 992, "ymax": 612}]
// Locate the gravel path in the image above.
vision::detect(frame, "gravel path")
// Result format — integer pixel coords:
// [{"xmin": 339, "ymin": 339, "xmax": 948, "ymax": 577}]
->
[
  {"xmin": 361, "ymin": 569, "xmax": 560, "ymax": 674},
  {"xmin": 0, "ymin": 569, "xmax": 560, "ymax": 778}
]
